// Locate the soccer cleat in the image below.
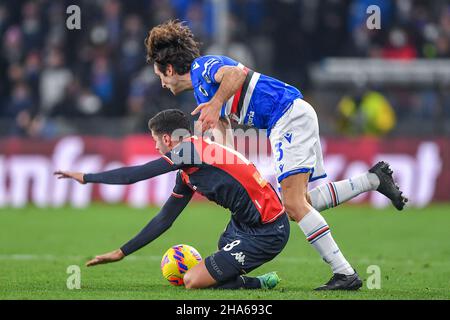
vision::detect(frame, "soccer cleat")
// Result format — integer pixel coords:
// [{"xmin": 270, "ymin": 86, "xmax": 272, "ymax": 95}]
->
[
  {"xmin": 314, "ymin": 271, "xmax": 363, "ymax": 291},
  {"xmin": 369, "ymin": 161, "xmax": 408, "ymax": 211},
  {"xmin": 257, "ymin": 272, "xmax": 281, "ymax": 289}
]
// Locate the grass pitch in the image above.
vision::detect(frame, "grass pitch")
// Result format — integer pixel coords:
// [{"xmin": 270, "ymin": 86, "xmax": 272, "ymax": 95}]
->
[{"xmin": 0, "ymin": 203, "xmax": 449, "ymax": 300}]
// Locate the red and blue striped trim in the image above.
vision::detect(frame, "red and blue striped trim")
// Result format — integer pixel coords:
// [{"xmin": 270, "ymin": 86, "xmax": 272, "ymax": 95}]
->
[
  {"xmin": 306, "ymin": 225, "xmax": 330, "ymax": 244},
  {"xmin": 171, "ymin": 192, "xmax": 184, "ymax": 198},
  {"xmin": 162, "ymin": 155, "xmax": 174, "ymax": 165},
  {"xmin": 326, "ymin": 183, "xmax": 339, "ymax": 208}
]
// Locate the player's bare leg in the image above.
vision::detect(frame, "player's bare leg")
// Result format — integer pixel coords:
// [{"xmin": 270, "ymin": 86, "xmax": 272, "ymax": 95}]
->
[
  {"xmin": 281, "ymin": 172, "xmax": 362, "ymax": 291},
  {"xmin": 281, "ymin": 172, "xmax": 315, "ymax": 221},
  {"xmin": 183, "ymin": 260, "xmax": 217, "ymax": 289},
  {"xmin": 183, "ymin": 261, "xmax": 280, "ymax": 290}
]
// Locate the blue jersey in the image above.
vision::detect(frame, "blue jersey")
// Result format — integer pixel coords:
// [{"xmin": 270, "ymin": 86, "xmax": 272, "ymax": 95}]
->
[{"xmin": 190, "ymin": 55, "xmax": 303, "ymax": 133}]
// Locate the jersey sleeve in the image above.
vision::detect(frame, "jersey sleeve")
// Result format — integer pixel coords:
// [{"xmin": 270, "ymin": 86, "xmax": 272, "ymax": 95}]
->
[
  {"xmin": 172, "ymin": 171, "xmax": 195, "ymax": 197},
  {"xmin": 199, "ymin": 56, "xmax": 225, "ymax": 85},
  {"xmin": 120, "ymin": 175, "xmax": 194, "ymax": 256},
  {"xmin": 120, "ymin": 182, "xmax": 194, "ymax": 256},
  {"xmin": 83, "ymin": 143, "xmax": 196, "ymax": 185}
]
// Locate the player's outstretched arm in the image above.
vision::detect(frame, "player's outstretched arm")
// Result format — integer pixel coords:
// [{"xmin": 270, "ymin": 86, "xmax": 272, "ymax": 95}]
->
[
  {"xmin": 86, "ymin": 249, "xmax": 125, "ymax": 267},
  {"xmin": 119, "ymin": 188, "xmax": 194, "ymax": 257},
  {"xmin": 54, "ymin": 171, "xmax": 86, "ymax": 184},
  {"xmin": 54, "ymin": 156, "xmax": 180, "ymax": 185},
  {"xmin": 85, "ymin": 185, "xmax": 193, "ymax": 267}
]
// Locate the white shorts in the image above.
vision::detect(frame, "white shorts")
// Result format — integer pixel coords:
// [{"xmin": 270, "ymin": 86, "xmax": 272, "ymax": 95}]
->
[{"xmin": 269, "ymin": 98, "xmax": 327, "ymax": 185}]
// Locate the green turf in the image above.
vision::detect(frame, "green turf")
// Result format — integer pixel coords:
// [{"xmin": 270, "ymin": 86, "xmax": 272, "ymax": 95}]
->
[{"xmin": 0, "ymin": 203, "xmax": 449, "ymax": 300}]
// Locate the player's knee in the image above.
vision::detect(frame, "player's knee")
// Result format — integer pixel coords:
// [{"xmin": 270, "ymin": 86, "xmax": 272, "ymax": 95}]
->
[
  {"xmin": 283, "ymin": 195, "xmax": 310, "ymax": 222},
  {"xmin": 183, "ymin": 272, "xmax": 203, "ymax": 289},
  {"xmin": 305, "ymin": 192, "xmax": 312, "ymax": 206},
  {"xmin": 183, "ymin": 272, "xmax": 195, "ymax": 289}
]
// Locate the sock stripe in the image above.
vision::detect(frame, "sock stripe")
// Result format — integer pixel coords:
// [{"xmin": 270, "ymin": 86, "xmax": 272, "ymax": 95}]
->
[
  {"xmin": 326, "ymin": 183, "xmax": 337, "ymax": 207},
  {"xmin": 325, "ymin": 184, "xmax": 334, "ymax": 207},
  {"xmin": 327, "ymin": 182, "xmax": 339, "ymax": 207},
  {"xmin": 307, "ymin": 225, "xmax": 330, "ymax": 242},
  {"xmin": 331, "ymin": 182, "xmax": 340, "ymax": 205},
  {"xmin": 306, "ymin": 224, "xmax": 328, "ymax": 237},
  {"xmin": 310, "ymin": 230, "xmax": 331, "ymax": 244}
]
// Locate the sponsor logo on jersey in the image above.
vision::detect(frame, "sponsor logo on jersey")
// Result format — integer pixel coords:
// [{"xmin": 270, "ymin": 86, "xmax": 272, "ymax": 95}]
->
[
  {"xmin": 192, "ymin": 61, "xmax": 200, "ymax": 70},
  {"xmin": 247, "ymin": 111, "xmax": 255, "ymax": 126},
  {"xmin": 252, "ymin": 171, "xmax": 268, "ymax": 188},
  {"xmin": 284, "ymin": 132, "xmax": 293, "ymax": 143},
  {"xmin": 199, "ymin": 85, "xmax": 208, "ymax": 97}
]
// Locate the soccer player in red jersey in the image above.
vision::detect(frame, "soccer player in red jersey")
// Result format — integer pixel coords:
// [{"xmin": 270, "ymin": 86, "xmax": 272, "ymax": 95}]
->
[{"xmin": 55, "ymin": 109, "xmax": 290, "ymax": 290}]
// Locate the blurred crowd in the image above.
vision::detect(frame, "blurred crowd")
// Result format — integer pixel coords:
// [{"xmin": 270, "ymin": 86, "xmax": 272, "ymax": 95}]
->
[{"xmin": 0, "ymin": 0, "xmax": 449, "ymax": 138}]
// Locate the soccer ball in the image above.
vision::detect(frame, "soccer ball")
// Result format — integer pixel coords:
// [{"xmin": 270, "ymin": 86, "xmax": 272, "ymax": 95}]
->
[{"xmin": 160, "ymin": 244, "xmax": 202, "ymax": 286}]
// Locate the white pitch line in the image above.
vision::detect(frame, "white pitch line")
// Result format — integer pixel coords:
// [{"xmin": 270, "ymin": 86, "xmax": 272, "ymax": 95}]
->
[
  {"xmin": 0, "ymin": 254, "xmax": 161, "ymax": 262},
  {"xmin": 0, "ymin": 254, "xmax": 448, "ymax": 266}
]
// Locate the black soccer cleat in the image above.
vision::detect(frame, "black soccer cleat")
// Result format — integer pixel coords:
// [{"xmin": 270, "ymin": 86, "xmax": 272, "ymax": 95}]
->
[
  {"xmin": 369, "ymin": 161, "xmax": 408, "ymax": 211},
  {"xmin": 314, "ymin": 271, "xmax": 363, "ymax": 291}
]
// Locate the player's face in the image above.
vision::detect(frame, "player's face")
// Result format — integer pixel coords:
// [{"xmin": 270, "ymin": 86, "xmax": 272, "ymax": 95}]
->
[
  {"xmin": 154, "ymin": 64, "xmax": 182, "ymax": 95},
  {"xmin": 152, "ymin": 131, "xmax": 172, "ymax": 154}
]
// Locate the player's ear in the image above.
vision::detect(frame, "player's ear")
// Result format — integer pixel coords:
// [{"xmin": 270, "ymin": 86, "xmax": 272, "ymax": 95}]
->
[
  {"xmin": 153, "ymin": 63, "xmax": 160, "ymax": 75},
  {"xmin": 162, "ymin": 133, "xmax": 172, "ymax": 146},
  {"xmin": 166, "ymin": 64, "xmax": 174, "ymax": 76}
]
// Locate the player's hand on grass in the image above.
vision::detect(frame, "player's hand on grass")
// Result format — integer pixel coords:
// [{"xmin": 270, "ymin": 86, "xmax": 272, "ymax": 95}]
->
[
  {"xmin": 86, "ymin": 249, "xmax": 125, "ymax": 267},
  {"xmin": 54, "ymin": 171, "xmax": 86, "ymax": 184},
  {"xmin": 191, "ymin": 100, "xmax": 222, "ymax": 133}
]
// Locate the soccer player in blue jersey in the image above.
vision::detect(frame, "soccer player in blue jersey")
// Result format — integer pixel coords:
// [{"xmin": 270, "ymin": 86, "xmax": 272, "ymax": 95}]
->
[
  {"xmin": 55, "ymin": 109, "xmax": 289, "ymax": 290},
  {"xmin": 145, "ymin": 20, "xmax": 407, "ymax": 290}
]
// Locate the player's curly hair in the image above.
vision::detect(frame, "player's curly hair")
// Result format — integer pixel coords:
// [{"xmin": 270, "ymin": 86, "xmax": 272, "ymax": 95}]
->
[{"xmin": 145, "ymin": 20, "xmax": 201, "ymax": 75}]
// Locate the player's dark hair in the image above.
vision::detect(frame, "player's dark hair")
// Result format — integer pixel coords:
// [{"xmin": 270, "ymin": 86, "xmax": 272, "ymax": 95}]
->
[
  {"xmin": 145, "ymin": 20, "xmax": 201, "ymax": 75},
  {"xmin": 148, "ymin": 109, "xmax": 192, "ymax": 136}
]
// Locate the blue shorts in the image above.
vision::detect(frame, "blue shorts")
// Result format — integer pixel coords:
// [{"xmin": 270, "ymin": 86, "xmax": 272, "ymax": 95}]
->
[{"xmin": 204, "ymin": 213, "xmax": 290, "ymax": 282}]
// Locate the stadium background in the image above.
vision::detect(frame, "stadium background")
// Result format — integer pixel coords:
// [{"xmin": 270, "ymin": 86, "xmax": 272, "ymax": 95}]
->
[{"xmin": 0, "ymin": 0, "xmax": 449, "ymax": 300}]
